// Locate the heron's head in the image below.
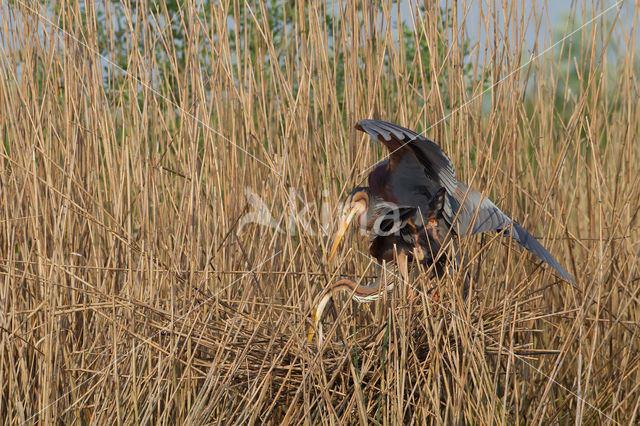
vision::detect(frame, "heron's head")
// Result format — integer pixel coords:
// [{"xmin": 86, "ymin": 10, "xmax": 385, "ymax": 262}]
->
[
  {"xmin": 343, "ymin": 187, "xmax": 371, "ymax": 226},
  {"xmin": 328, "ymin": 187, "xmax": 371, "ymax": 262}
]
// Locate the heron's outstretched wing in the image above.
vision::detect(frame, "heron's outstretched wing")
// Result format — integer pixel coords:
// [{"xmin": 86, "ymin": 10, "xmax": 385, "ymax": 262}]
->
[
  {"xmin": 452, "ymin": 183, "xmax": 576, "ymax": 285},
  {"xmin": 507, "ymin": 221, "xmax": 576, "ymax": 285},
  {"xmin": 357, "ymin": 119, "xmax": 575, "ymax": 285},
  {"xmin": 355, "ymin": 119, "xmax": 459, "ymax": 195}
]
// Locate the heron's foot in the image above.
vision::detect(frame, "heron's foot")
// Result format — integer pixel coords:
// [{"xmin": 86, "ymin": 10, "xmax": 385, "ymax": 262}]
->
[
  {"xmin": 406, "ymin": 285, "xmax": 439, "ymax": 303},
  {"xmin": 426, "ymin": 285, "xmax": 439, "ymax": 303},
  {"xmin": 407, "ymin": 286, "xmax": 418, "ymax": 303}
]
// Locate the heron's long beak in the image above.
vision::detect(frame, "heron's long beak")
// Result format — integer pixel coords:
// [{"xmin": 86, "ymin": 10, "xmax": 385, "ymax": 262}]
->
[
  {"xmin": 328, "ymin": 206, "xmax": 359, "ymax": 262},
  {"xmin": 307, "ymin": 306, "xmax": 319, "ymax": 342}
]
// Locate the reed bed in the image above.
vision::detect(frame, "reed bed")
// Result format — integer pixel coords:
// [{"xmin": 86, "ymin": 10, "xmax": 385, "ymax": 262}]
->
[{"xmin": 1, "ymin": 0, "xmax": 639, "ymax": 423}]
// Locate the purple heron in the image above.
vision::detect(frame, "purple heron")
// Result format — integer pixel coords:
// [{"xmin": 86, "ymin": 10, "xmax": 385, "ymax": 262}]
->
[{"xmin": 309, "ymin": 119, "xmax": 576, "ymax": 342}]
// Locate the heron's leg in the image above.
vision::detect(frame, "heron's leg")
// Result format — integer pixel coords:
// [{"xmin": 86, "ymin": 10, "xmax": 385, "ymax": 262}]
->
[
  {"xmin": 450, "ymin": 237, "xmax": 469, "ymax": 301},
  {"xmin": 397, "ymin": 252, "xmax": 409, "ymax": 285},
  {"xmin": 396, "ymin": 252, "xmax": 414, "ymax": 304}
]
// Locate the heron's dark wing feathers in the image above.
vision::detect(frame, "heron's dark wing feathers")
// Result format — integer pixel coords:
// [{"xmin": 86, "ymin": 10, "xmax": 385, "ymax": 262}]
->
[
  {"xmin": 449, "ymin": 183, "xmax": 510, "ymax": 236},
  {"xmin": 356, "ymin": 119, "xmax": 458, "ymax": 195},
  {"xmin": 453, "ymin": 183, "xmax": 576, "ymax": 285},
  {"xmin": 507, "ymin": 222, "xmax": 576, "ymax": 285}
]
